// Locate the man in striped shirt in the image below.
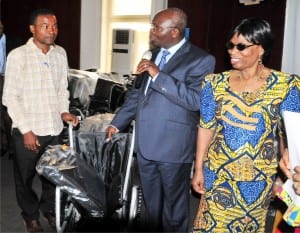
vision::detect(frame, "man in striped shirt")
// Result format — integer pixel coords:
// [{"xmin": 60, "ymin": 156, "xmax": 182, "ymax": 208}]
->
[{"xmin": 2, "ymin": 8, "xmax": 78, "ymax": 233}]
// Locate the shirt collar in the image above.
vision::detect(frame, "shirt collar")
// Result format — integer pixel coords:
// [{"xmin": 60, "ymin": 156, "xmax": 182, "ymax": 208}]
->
[
  {"xmin": 0, "ymin": 34, "xmax": 5, "ymax": 43},
  {"xmin": 27, "ymin": 37, "xmax": 56, "ymax": 54},
  {"xmin": 161, "ymin": 37, "xmax": 186, "ymax": 60}
]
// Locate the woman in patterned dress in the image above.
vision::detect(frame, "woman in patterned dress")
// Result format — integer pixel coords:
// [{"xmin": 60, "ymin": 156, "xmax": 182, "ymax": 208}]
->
[{"xmin": 192, "ymin": 18, "xmax": 300, "ymax": 233}]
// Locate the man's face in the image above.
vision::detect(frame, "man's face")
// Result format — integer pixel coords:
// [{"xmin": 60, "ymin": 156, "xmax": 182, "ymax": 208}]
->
[
  {"xmin": 30, "ymin": 14, "xmax": 58, "ymax": 46},
  {"xmin": 149, "ymin": 12, "xmax": 177, "ymax": 49}
]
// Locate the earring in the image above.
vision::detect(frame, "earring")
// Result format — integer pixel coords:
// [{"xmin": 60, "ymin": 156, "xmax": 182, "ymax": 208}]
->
[{"xmin": 258, "ymin": 58, "xmax": 263, "ymax": 65}]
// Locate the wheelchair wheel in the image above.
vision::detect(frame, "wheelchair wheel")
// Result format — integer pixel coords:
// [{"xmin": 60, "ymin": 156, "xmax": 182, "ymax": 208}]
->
[
  {"xmin": 56, "ymin": 188, "xmax": 81, "ymax": 233},
  {"xmin": 126, "ymin": 158, "xmax": 147, "ymax": 232},
  {"xmin": 128, "ymin": 185, "xmax": 146, "ymax": 226}
]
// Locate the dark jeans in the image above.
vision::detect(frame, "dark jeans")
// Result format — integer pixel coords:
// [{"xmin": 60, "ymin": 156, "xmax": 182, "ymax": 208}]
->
[
  {"xmin": 0, "ymin": 76, "xmax": 12, "ymax": 156},
  {"xmin": 11, "ymin": 128, "xmax": 61, "ymax": 221}
]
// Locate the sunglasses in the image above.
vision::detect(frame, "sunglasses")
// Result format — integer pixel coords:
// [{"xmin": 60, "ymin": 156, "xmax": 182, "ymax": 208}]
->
[{"xmin": 226, "ymin": 42, "xmax": 257, "ymax": 51}]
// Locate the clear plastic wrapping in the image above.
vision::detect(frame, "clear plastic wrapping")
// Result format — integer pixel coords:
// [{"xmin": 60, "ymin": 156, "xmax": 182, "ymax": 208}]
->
[{"xmin": 36, "ymin": 132, "xmax": 132, "ymax": 218}]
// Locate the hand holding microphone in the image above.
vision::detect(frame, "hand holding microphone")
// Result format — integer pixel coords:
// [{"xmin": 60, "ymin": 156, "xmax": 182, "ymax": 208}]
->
[
  {"xmin": 136, "ymin": 50, "xmax": 159, "ymax": 78},
  {"xmin": 133, "ymin": 50, "xmax": 152, "ymax": 88},
  {"xmin": 141, "ymin": 50, "xmax": 152, "ymax": 61}
]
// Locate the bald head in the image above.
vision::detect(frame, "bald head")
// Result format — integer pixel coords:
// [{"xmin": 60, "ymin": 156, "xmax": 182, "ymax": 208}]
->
[{"xmin": 155, "ymin": 8, "xmax": 187, "ymax": 37}]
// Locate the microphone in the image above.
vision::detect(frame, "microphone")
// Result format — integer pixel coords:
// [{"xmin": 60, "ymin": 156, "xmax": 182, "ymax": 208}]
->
[
  {"xmin": 133, "ymin": 50, "xmax": 152, "ymax": 89},
  {"xmin": 141, "ymin": 50, "xmax": 152, "ymax": 61},
  {"xmin": 131, "ymin": 50, "xmax": 152, "ymax": 75}
]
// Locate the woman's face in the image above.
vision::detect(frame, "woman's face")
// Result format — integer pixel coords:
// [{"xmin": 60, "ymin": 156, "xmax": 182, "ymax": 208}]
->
[{"xmin": 227, "ymin": 33, "xmax": 264, "ymax": 70}]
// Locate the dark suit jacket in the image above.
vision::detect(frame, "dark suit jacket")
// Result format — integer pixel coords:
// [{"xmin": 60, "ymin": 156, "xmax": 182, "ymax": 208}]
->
[{"xmin": 111, "ymin": 41, "xmax": 215, "ymax": 163}]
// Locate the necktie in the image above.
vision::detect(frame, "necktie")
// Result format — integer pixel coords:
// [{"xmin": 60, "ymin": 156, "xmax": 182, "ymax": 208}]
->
[
  {"xmin": 144, "ymin": 50, "xmax": 170, "ymax": 95},
  {"xmin": 158, "ymin": 50, "xmax": 170, "ymax": 70}
]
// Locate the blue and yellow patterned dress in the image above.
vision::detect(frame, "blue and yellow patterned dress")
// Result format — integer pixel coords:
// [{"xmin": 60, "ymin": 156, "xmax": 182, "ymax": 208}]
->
[{"xmin": 193, "ymin": 70, "xmax": 300, "ymax": 233}]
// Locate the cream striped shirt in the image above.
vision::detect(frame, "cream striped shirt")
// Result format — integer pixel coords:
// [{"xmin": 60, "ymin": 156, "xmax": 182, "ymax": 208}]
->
[{"xmin": 2, "ymin": 38, "xmax": 70, "ymax": 136}]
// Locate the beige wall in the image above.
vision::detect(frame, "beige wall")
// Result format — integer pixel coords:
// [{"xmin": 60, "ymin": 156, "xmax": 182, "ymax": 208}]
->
[
  {"xmin": 282, "ymin": 0, "xmax": 300, "ymax": 75},
  {"xmin": 79, "ymin": 0, "xmax": 168, "ymax": 71}
]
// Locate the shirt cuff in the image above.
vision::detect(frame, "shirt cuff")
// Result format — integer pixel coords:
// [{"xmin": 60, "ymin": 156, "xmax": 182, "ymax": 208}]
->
[{"xmin": 108, "ymin": 124, "xmax": 120, "ymax": 133}]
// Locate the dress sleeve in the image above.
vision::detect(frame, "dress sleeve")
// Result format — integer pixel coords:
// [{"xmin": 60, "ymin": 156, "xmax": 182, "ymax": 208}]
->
[
  {"xmin": 280, "ymin": 74, "xmax": 300, "ymax": 113},
  {"xmin": 199, "ymin": 75, "xmax": 217, "ymax": 129}
]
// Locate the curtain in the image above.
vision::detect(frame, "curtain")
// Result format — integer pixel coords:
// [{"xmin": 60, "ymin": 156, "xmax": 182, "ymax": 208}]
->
[{"xmin": 281, "ymin": 0, "xmax": 300, "ymax": 75}]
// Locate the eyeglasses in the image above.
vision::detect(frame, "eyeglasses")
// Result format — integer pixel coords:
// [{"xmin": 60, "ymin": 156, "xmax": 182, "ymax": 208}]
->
[
  {"xmin": 226, "ymin": 42, "xmax": 257, "ymax": 51},
  {"xmin": 150, "ymin": 23, "xmax": 177, "ymax": 32}
]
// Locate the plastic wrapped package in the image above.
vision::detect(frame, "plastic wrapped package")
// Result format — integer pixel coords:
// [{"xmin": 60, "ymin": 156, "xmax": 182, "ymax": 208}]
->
[
  {"xmin": 68, "ymin": 69, "xmax": 99, "ymax": 109},
  {"xmin": 79, "ymin": 113, "xmax": 115, "ymax": 132},
  {"xmin": 36, "ymin": 132, "xmax": 132, "ymax": 218}
]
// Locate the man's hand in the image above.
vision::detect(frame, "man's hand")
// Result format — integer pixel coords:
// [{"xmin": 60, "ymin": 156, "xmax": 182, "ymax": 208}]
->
[
  {"xmin": 136, "ymin": 59, "xmax": 159, "ymax": 78},
  {"xmin": 24, "ymin": 131, "xmax": 40, "ymax": 153},
  {"xmin": 105, "ymin": 125, "xmax": 118, "ymax": 141},
  {"xmin": 61, "ymin": 112, "xmax": 79, "ymax": 126}
]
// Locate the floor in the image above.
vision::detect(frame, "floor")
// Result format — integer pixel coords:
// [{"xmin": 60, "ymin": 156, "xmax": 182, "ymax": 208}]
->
[
  {"xmin": 1, "ymin": 151, "xmax": 295, "ymax": 233},
  {"xmin": 0, "ymin": 153, "xmax": 55, "ymax": 233},
  {"xmin": 0, "ymin": 151, "xmax": 200, "ymax": 233}
]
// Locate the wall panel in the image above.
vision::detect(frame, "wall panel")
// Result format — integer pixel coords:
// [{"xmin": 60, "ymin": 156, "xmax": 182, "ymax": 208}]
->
[
  {"xmin": 1, "ymin": 0, "xmax": 81, "ymax": 68},
  {"xmin": 168, "ymin": 0, "xmax": 286, "ymax": 72}
]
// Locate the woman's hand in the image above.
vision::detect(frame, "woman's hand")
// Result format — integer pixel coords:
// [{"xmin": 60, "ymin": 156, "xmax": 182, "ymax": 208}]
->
[
  {"xmin": 192, "ymin": 169, "xmax": 205, "ymax": 194},
  {"xmin": 279, "ymin": 148, "xmax": 292, "ymax": 179},
  {"xmin": 279, "ymin": 149, "xmax": 300, "ymax": 195},
  {"xmin": 293, "ymin": 166, "xmax": 300, "ymax": 195},
  {"xmin": 279, "ymin": 149, "xmax": 292, "ymax": 179}
]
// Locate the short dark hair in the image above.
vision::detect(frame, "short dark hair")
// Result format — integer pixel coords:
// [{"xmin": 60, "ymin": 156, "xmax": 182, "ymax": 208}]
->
[
  {"xmin": 170, "ymin": 8, "xmax": 187, "ymax": 36},
  {"xmin": 228, "ymin": 17, "xmax": 274, "ymax": 63},
  {"xmin": 29, "ymin": 8, "xmax": 56, "ymax": 25}
]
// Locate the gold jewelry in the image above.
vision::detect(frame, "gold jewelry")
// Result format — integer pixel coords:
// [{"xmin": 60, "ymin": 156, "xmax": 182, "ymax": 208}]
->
[
  {"xmin": 241, "ymin": 86, "xmax": 266, "ymax": 103},
  {"xmin": 239, "ymin": 64, "xmax": 266, "ymax": 103}
]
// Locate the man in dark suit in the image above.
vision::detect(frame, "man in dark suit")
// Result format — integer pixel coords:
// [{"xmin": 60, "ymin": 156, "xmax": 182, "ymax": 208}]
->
[{"xmin": 106, "ymin": 8, "xmax": 215, "ymax": 232}]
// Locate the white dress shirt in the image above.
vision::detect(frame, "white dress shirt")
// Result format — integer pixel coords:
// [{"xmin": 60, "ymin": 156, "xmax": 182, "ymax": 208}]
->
[{"xmin": 144, "ymin": 37, "xmax": 187, "ymax": 94}]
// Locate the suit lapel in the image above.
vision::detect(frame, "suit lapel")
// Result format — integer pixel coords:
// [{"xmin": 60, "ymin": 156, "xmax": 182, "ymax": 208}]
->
[
  {"xmin": 162, "ymin": 42, "xmax": 190, "ymax": 72},
  {"xmin": 143, "ymin": 43, "xmax": 190, "ymax": 97},
  {"xmin": 142, "ymin": 48, "xmax": 159, "ymax": 97}
]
